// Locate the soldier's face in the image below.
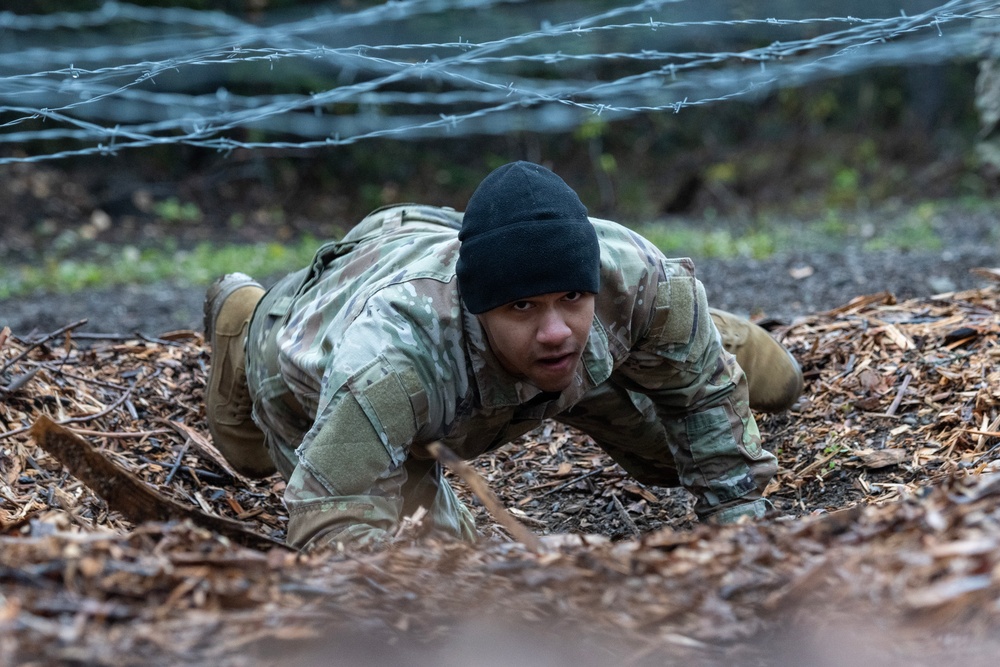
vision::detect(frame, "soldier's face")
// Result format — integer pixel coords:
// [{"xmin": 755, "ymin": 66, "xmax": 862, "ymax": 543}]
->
[{"xmin": 478, "ymin": 291, "xmax": 595, "ymax": 392}]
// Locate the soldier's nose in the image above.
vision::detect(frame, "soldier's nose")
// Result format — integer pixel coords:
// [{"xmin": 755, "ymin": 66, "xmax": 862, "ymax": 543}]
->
[{"xmin": 536, "ymin": 311, "xmax": 572, "ymax": 345}]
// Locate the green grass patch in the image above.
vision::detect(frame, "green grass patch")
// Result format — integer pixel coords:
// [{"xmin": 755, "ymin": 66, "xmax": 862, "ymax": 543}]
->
[
  {"xmin": 2, "ymin": 196, "xmax": 986, "ymax": 299},
  {"xmin": 634, "ymin": 199, "xmax": 965, "ymax": 260},
  {"xmin": 0, "ymin": 237, "xmax": 322, "ymax": 300},
  {"xmin": 635, "ymin": 223, "xmax": 779, "ymax": 260}
]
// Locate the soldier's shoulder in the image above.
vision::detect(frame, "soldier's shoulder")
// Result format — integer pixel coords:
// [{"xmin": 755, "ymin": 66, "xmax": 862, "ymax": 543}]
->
[{"xmin": 590, "ymin": 217, "xmax": 697, "ymax": 279}]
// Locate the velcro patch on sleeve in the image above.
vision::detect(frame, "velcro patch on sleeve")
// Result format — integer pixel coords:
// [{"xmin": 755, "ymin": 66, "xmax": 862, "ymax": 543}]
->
[
  {"xmin": 662, "ymin": 276, "xmax": 697, "ymax": 344},
  {"xmin": 645, "ymin": 275, "xmax": 696, "ymax": 346},
  {"xmin": 354, "ymin": 367, "xmax": 420, "ymax": 449},
  {"xmin": 299, "ymin": 394, "xmax": 393, "ymax": 497}
]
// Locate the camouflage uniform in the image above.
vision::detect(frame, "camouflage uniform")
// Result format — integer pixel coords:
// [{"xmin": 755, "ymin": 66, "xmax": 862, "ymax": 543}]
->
[{"xmin": 244, "ymin": 204, "xmax": 776, "ymax": 549}]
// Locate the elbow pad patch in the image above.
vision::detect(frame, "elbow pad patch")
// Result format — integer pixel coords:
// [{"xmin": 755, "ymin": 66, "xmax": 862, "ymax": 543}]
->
[
  {"xmin": 353, "ymin": 367, "xmax": 421, "ymax": 449},
  {"xmin": 299, "ymin": 359, "xmax": 423, "ymax": 497},
  {"xmin": 640, "ymin": 274, "xmax": 706, "ymax": 361},
  {"xmin": 300, "ymin": 394, "xmax": 394, "ymax": 496}
]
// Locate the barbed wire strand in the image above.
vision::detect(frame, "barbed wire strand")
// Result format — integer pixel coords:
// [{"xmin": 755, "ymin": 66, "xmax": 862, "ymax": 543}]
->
[{"xmin": 1, "ymin": 0, "xmax": 998, "ymax": 164}]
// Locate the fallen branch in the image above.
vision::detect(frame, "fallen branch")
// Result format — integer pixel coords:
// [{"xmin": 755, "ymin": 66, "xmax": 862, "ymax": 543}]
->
[
  {"xmin": 427, "ymin": 441, "xmax": 543, "ymax": 552},
  {"xmin": 30, "ymin": 416, "xmax": 283, "ymax": 551}
]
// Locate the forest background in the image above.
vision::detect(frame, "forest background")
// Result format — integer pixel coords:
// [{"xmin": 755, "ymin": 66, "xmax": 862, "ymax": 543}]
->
[{"xmin": 1, "ymin": 0, "xmax": 998, "ymax": 336}]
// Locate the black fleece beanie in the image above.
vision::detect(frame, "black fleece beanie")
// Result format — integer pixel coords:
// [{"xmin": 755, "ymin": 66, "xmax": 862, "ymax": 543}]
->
[{"xmin": 456, "ymin": 161, "xmax": 600, "ymax": 314}]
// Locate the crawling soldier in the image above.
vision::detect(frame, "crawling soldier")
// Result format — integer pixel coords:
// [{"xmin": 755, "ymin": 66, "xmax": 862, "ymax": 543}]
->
[{"xmin": 203, "ymin": 161, "xmax": 803, "ymax": 549}]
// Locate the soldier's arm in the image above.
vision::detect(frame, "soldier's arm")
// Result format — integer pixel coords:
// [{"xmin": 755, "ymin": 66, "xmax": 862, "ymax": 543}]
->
[
  {"xmin": 282, "ymin": 379, "xmax": 409, "ymax": 549},
  {"xmin": 619, "ymin": 261, "xmax": 777, "ymax": 522},
  {"xmin": 280, "ymin": 301, "xmax": 475, "ymax": 550}
]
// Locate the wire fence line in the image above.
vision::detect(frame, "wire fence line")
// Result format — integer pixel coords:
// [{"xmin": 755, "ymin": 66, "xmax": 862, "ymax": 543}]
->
[{"xmin": 0, "ymin": 0, "xmax": 997, "ymax": 164}]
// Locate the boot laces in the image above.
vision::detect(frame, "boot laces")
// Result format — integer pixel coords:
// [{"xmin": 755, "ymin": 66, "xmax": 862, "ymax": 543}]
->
[{"xmin": 231, "ymin": 375, "xmax": 252, "ymax": 418}]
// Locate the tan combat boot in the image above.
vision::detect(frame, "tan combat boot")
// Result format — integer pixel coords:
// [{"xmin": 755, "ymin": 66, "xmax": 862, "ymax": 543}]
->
[
  {"xmin": 204, "ymin": 273, "xmax": 276, "ymax": 478},
  {"xmin": 709, "ymin": 308, "xmax": 803, "ymax": 413}
]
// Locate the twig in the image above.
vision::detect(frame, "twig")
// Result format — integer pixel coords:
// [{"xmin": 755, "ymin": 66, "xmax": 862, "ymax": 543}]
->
[
  {"xmin": 612, "ymin": 493, "xmax": 641, "ymax": 538},
  {"xmin": 57, "ymin": 332, "xmax": 138, "ymax": 342},
  {"xmin": 165, "ymin": 440, "xmax": 192, "ymax": 486},
  {"xmin": 0, "ymin": 382, "xmax": 137, "ymax": 441},
  {"xmin": 971, "ymin": 441, "xmax": 1000, "ymax": 468},
  {"xmin": 66, "ymin": 427, "xmax": 172, "ymax": 440},
  {"xmin": 535, "ymin": 467, "xmax": 606, "ymax": 498},
  {"xmin": 136, "ymin": 456, "xmax": 232, "ymax": 485},
  {"xmin": 427, "ymin": 441, "xmax": 543, "ymax": 552},
  {"xmin": 137, "ymin": 333, "xmax": 189, "ymax": 347},
  {"xmin": 31, "ymin": 331, "xmax": 192, "ymax": 348},
  {"xmin": 793, "ymin": 448, "xmax": 841, "ymax": 477},
  {"xmin": 0, "ymin": 319, "xmax": 88, "ymax": 375},
  {"xmin": 162, "ymin": 419, "xmax": 251, "ymax": 486},
  {"xmin": 885, "ymin": 373, "xmax": 912, "ymax": 417},
  {"xmin": 62, "ymin": 385, "xmax": 137, "ymax": 426}
]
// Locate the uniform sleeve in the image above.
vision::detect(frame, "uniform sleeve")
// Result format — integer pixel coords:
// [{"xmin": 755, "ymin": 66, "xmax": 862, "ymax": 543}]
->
[
  {"xmin": 280, "ymin": 314, "xmax": 476, "ymax": 550},
  {"xmin": 283, "ymin": 370, "xmax": 407, "ymax": 549},
  {"xmin": 618, "ymin": 263, "xmax": 777, "ymax": 520}
]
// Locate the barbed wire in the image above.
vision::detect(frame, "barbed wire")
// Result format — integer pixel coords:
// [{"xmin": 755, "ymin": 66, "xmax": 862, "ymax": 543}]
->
[{"xmin": 1, "ymin": 0, "xmax": 997, "ymax": 164}]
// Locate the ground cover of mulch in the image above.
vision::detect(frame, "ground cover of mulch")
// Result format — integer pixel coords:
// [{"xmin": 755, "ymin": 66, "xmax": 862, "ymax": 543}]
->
[{"xmin": 1, "ymin": 271, "xmax": 999, "ymax": 666}]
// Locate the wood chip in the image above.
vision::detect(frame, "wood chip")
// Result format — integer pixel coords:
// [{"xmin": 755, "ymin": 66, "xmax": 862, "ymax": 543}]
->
[{"xmin": 855, "ymin": 448, "xmax": 908, "ymax": 469}]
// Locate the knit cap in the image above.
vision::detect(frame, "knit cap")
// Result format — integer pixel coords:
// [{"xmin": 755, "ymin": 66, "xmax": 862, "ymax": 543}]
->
[{"xmin": 456, "ymin": 161, "xmax": 600, "ymax": 314}]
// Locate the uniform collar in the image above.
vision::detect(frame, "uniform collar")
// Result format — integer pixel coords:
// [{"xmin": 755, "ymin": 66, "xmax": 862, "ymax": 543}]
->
[{"xmin": 463, "ymin": 308, "xmax": 613, "ymax": 410}]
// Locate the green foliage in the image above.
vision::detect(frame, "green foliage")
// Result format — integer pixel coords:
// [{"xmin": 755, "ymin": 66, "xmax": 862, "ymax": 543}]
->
[
  {"xmin": 829, "ymin": 167, "xmax": 861, "ymax": 207},
  {"xmin": 862, "ymin": 202, "xmax": 943, "ymax": 252},
  {"xmin": 634, "ymin": 193, "xmax": 971, "ymax": 261},
  {"xmin": 574, "ymin": 117, "xmax": 608, "ymax": 142},
  {"xmin": 0, "ymin": 238, "xmax": 321, "ymax": 300},
  {"xmin": 705, "ymin": 161, "xmax": 737, "ymax": 185},
  {"xmin": 153, "ymin": 197, "xmax": 202, "ymax": 223},
  {"xmin": 635, "ymin": 223, "xmax": 777, "ymax": 260},
  {"xmin": 816, "ymin": 210, "xmax": 852, "ymax": 237},
  {"xmin": 598, "ymin": 153, "xmax": 617, "ymax": 175}
]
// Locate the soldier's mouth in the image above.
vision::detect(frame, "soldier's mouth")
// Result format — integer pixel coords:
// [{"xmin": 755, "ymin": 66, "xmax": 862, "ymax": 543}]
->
[{"xmin": 536, "ymin": 352, "xmax": 577, "ymax": 372}]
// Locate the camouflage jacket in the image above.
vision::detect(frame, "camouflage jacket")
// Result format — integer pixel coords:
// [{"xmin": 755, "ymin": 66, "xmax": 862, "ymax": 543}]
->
[{"xmin": 246, "ymin": 204, "xmax": 775, "ymax": 549}]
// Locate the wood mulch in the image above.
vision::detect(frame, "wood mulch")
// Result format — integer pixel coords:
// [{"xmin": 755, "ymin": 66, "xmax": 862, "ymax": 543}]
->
[{"xmin": 1, "ymin": 271, "xmax": 999, "ymax": 666}]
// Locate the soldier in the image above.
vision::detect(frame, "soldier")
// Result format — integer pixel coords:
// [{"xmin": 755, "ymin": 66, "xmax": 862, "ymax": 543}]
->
[{"xmin": 203, "ymin": 161, "xmax": 803, "ymax": 550}]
